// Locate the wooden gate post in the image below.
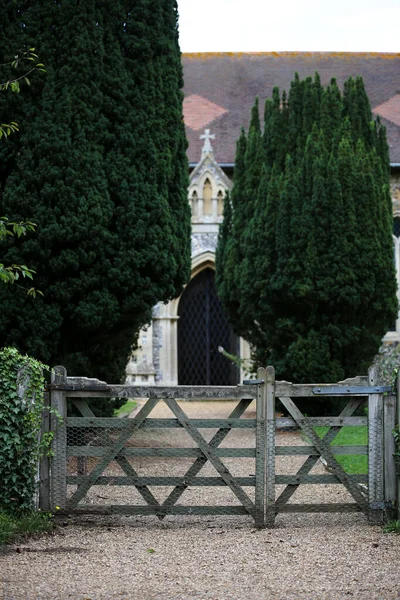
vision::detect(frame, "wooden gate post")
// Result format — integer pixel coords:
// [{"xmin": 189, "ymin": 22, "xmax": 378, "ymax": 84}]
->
[
  {"xmin": 368, "ymin": 365, "xmax": 384, "ymax": 524},
  {"xmin": 50, "ymin": 366, "xmax": 68, "ymax": 510},
  {"xmin": 265, "ymin": 365, "xmax": 276, "ymax": 527},
  {"xmin": 38, "ymin": 391, "xmax": 50, "ymax": 510},
  {"xmin": 383, "ymin": 386, "xmax": 397, "ymax": 521},
  {"xmin": 255, "ymin": 368, "xmax": 266, "ymax": 529}
]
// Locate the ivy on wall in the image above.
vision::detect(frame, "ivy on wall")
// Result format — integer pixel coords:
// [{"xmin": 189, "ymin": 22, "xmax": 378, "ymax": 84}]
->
[{"xmin": 0, "ymin": 347, "xmax": 50, "ymax": 513}]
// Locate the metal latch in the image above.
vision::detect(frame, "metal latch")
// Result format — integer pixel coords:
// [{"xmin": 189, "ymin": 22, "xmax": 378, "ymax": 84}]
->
[
  {"xmin": 243, "ymin": 379, "xmax": 264, "ymax": 385},
  {"xmin": 313, "ymin": 386, "xmax": 391, "ymax": 395}
]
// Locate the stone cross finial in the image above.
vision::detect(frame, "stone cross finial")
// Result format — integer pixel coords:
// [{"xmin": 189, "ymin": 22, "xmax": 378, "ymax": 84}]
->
[{"xmin": 200, "ymin": 129, "xmax": 215, "ymax": 155}]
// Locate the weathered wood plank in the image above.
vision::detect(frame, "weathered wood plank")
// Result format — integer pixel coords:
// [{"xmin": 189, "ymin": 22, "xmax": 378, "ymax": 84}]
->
[
  {"xmin": 57, "ymin": 384, "xmax": 259, "ymax": 401},
  {"xmin": 265, "ymin": 366, "xmax": 276, "ymax": 528},
  {"xmin": 65, "ymin": 391, "xmax": 114, "ymax": 398},
  {"xmin": 66, "ymin": 474, "xmax": 368, "ymax": 486},
  {"xmin": 159, "ymin": 398, "xmax": 253, "ymax": 517},
  {"xmin": 275, "ymin": 379, "xmax": 369, "ymax": 397},
  {"xmin": 67, "ymin": 398, "xmax": 160, "ymax": 507},
  {"xmin": 255, "ymin": 368, "xmax": 266, "ymax": 528},
  {"xmin": 50, "ymin": 367, "xmax": 68, "ymax": 510},
  {"xmin": 38, "ymin": 392, "xmax": 50, "ymax": 511},
  {"xmin": 66, "ymin": 417, "xmax": 257, "ymax": 429},
  {"xmin": 71, "ymin": 398, "xmax": 96, "ymax": 417},
  {"xmin": 58, "ymin": 505, "xmax": 251, "ymax": 516},
  {"xmin": 61, "ymin": 503, "xmax": 362, "ymax": 516},
  {"xmin": 55, "ymin": 375, "xmax": 107, "ymax": 390},
  {"xmin": 67, "ymin": 446, "xmax": 256, "ymax": 458},
  {"xmin": 277, "ymin": 503, "xmax": 362, "ymax": 513},
  {"xmin": 275, "ymin": 445, "xmax": 368, "ymax": 455},
  {"xmin": 275, "ymin": 474, "xmax": 368, "ymax": 484},
  {"xmin": 67, "ymin": 476, "xmax": 257, "ymax": 486},
  {"xmin": 51, "ymin": 375, "xmax": 369, "ymax": 399},
  {"xmin": 164, "ymin": 398, "xmax": 256, "ymax": 518},
  {"xmin": 383, "ymin": 393, "xmax": 397, "ymax": 518},
  {"xmin": 368, "ymin": 365, "xmax": 384, "ymax": 524},
  {"xmin": 276, "ymin": 416, "xmax": 367, "ymax": 428}
]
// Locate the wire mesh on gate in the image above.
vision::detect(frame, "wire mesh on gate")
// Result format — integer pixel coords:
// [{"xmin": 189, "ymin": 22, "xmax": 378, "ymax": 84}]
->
[
  {"xmin": 58, "ymin": 396, "xmax": 262, "ymax": 524},
  {"xmin": 272, "ymin": 394, "xmax": 372, "ymax": 519}
]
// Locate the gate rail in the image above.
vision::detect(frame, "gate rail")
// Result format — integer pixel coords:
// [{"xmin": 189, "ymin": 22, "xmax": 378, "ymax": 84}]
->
[{"xmin": 46, "ymin": 365, "xmax": 398, "ymax": 527}]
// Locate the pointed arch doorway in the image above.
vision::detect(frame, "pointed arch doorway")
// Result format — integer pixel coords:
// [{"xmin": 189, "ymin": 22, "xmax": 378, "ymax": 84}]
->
[{"xmin": 178, "ymin": 268, "xmax": 239, "ymax": 385}]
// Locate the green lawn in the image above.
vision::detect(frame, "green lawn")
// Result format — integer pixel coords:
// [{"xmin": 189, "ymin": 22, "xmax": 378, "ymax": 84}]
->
[
  {"xmin": 114, "ymin": 399, "xmax": 137, "ymax": 417},
  {"xmin": 313, "ymin": 426, "xmax": 368, "ymax": 474}
]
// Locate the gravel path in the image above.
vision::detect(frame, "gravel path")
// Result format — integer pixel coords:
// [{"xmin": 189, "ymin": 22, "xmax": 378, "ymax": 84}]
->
[{"xmin": 1, "ymin": 400, "xmax": 400, "ymax": 600}]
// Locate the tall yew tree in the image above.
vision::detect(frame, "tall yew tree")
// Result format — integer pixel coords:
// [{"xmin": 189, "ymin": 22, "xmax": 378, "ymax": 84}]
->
[
  {"xmin": 216, "ymin": 73, "xmax": 397, "ymax": 383},
  {"xmin": 0, "ymin": 1, "xmax": 191, "ymax": 385}
]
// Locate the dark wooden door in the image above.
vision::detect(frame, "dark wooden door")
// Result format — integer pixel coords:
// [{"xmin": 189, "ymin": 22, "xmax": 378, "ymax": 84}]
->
[{"xmin": 178, "ymin": 268, "xmax": 239, "ymax": 385}]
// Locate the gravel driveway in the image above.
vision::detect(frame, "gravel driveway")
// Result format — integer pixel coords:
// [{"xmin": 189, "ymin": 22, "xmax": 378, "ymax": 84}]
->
[{"xmin": 1, "ymin": 400, "xmax": 400, "ymax": 600}]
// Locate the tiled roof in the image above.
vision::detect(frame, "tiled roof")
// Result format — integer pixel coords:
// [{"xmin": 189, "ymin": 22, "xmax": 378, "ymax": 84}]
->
[{"xmin": 182, "ymin": 52, "xmax": 400, "ymax": 165}]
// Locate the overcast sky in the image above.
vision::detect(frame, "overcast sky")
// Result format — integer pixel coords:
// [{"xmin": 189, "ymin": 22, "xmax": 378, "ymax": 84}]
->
[{"xmin": 177, "ymin": 0, "xmax": 400, "ymax": 53}]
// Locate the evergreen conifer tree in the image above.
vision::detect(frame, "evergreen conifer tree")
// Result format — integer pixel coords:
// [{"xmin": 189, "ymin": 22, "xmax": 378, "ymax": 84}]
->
[
  {"xmin": 216, "ymin": 72, "xmax": 397, "ymax": 385},
  {"xmin": 0, "ymin": 1, "xmax": 191, "ymax": 393}
]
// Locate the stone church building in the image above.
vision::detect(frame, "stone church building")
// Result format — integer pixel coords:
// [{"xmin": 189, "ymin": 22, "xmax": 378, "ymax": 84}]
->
[{"xmin": 126, "ymin": 52, "xmax": 400, "ymax": 387}]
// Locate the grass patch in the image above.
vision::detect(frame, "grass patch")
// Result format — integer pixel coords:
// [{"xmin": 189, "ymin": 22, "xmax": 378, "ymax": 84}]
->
[
  {"xmin": 383, "ymin": 520, "xmax": 400, "ymax": 534},
  {"xmin": 114, "ymin": 399, "xmax": 137, "ymax": 417},
  {"xmin": 0, "ymin": 511, "xmax": 54, "ymax": 548},
  {"xmin": 312, "ymin": 426, "xmax": 368, "ymax": 474}
]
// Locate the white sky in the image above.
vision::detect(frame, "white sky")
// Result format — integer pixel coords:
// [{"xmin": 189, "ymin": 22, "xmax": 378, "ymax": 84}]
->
[{"xmin": 177, "ymin": 0, "xmax": 400, "ymax": 53}]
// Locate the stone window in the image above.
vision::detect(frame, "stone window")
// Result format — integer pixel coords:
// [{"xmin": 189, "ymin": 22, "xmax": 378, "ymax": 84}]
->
[
  {"xmin": 203, "ymin": 178, "xmax": 212, "ymax": 216},
  {"xmin": 217, "ymin": 190, "xmax": 224, "ymax": 216},
  {"xmin": 191, "ymin": 190, "xmax": 198, "ymax": 218},
  {"xmin": 394, "ymin": 216, "xmax": 400, "ymax": 238}
]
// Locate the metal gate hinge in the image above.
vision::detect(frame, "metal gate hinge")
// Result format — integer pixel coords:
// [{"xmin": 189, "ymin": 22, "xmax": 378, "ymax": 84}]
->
[{"xmin": 313, "ymin": 386, "xmax": 391, "ymax": 395}]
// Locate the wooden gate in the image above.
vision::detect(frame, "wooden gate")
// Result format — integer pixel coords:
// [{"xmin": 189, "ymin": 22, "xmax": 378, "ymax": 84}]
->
[
  {"xmin": 267, "ymin": 365, "xmax": 397, "ymax": 526},
  {"xmin": 49, "ymin": 366, "xmax": 266, "ymax": 527},
  {"xmin": 47, "ymin": 365, "xmax": 398, "ymax": 527}
]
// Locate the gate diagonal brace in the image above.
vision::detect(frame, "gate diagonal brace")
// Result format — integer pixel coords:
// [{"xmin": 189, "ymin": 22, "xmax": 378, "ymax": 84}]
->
[
  {"xmin": 276, "ymin": 397, "xmax": 368, "ymax": 514},
  {"xmin": 158, "ymin": 398, "xmax": 253, "ymax": 517},
  {"xmin": 164, "ymin": 398, "xmax": 256, "ymax": 519},
  {"xmin": 71, "ymin": 398, "xmax": 163, "ymax": 517},
  {"xmin": 275, "ymin": 397, "xmax": 364, "ymax": 510},
  {"xmin": 67, "ymin": 398, "xmax": 160, "ymax": 507}
]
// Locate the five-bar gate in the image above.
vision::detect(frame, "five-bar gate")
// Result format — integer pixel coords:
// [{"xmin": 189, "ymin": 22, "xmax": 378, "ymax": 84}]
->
[{"xmin": 46, "ymin": 365, "xmax": 398, "ymax": 527}]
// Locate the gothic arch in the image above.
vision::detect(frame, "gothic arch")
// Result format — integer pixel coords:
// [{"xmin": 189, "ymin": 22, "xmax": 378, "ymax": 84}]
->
[{"xmin": 169, "ymin": 252, "xmax": 216, "ymax": 319}]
